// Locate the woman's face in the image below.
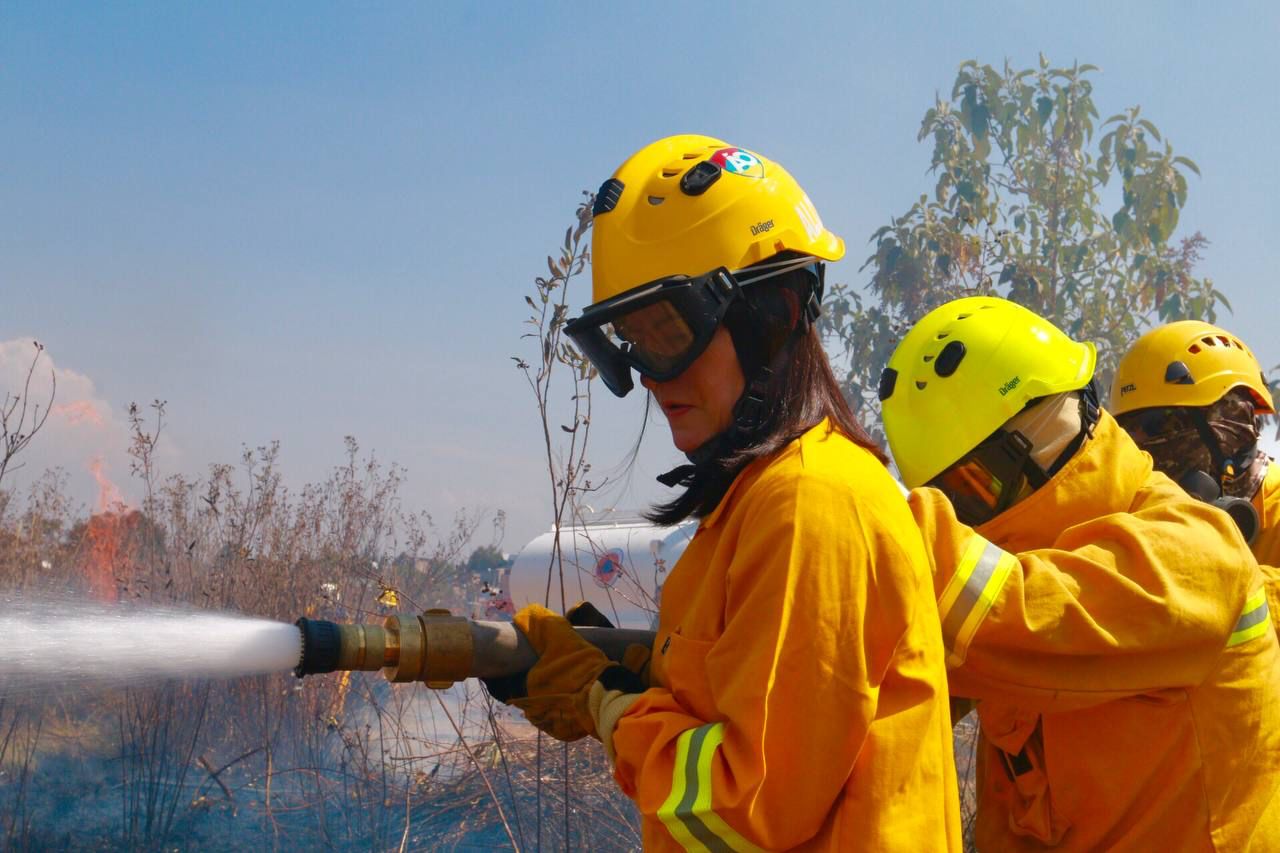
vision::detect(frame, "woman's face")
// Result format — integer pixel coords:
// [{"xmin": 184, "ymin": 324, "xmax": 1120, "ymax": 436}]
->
[{"xmin": 641, "ymin": 326, "xmax": 745, "ymax": 453}]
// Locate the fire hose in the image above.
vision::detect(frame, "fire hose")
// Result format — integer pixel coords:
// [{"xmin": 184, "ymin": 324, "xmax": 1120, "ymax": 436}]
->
[{"xmin": 293, "ymin": 611, "xmax": 655, "ymax": 688}]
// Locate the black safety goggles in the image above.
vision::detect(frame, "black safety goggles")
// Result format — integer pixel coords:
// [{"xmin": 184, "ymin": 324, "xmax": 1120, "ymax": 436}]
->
[
  {"xmin": 928, "ymin": 429, "xmax": 1041, "ymax": 526},
  {"xmin": 565, "ymin": 257, "xmax": 821, "ymax": 398},
  {"xmin": 564, "ymin": 268, "xmax": 739, "ymax": 397}
]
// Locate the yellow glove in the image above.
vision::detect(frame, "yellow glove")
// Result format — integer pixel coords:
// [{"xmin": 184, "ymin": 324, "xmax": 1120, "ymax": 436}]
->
[
  {"xmin": 587, "ymin": 676, "xmax": 643, "ymax": 763},
  {"xmin": 485, "ymin": 603, "xmax": 646, "ymax": 746}
]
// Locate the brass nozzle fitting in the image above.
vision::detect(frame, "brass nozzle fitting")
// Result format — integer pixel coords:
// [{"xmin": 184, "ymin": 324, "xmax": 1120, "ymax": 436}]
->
[{"xmin": 295, "ymin": 609, "xmax": 475, "ymax": 689}]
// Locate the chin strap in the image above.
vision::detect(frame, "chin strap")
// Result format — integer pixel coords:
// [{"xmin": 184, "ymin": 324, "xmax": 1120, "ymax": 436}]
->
[
  {"xmin": 1044, "ymin": 379, "xmax": 1102, "ymax": 478},
  {"xmin": 988, "ymin": 380, "xmax": 1103, "ymax": 518},
  {"xmin": 656, "ymin": 263, "xmax": 822, "ymax": 491},
  {"xmin": 655, "ymin": 364, "xmax": 776, "ymax": 488}
]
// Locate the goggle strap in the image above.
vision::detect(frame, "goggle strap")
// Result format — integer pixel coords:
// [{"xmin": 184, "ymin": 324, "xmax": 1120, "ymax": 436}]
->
[
  {"xmin": 731, "ymin": 255, "xmax": 821, "ymax": 287},
  {"xmin": 804, "ymin": 289, "xmax": 822, "ymax": 324}
]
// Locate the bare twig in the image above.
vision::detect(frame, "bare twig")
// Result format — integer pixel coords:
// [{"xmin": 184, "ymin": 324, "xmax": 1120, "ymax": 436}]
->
[{"xmin": 0, "ymin": 341, "xmax": 55, "ymax": 484}]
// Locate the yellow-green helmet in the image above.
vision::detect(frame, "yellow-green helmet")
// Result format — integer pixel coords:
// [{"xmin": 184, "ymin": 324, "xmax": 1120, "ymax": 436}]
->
[{"xmin": 880, "ymin": 296, "xmax": 1097, "ymax": 488}]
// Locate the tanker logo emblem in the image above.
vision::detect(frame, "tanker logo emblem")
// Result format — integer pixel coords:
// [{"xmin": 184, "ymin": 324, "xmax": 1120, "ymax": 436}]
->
[
  {"xmin": 710, "ymin": 147, "xmax": 765, "ymax": 178},
  {"xmin": 594, "ymin": 549, "xmax": 624, "ymax": 587}
]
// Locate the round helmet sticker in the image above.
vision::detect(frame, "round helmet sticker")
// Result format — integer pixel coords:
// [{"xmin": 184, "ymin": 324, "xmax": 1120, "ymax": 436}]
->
[
  {"xmin": 710, "ymin": 147, "xmax": 765, "ymax": 179},
  {"xmin": 593, "ymin": 548, "xmax": 624, "ymax": 588}
]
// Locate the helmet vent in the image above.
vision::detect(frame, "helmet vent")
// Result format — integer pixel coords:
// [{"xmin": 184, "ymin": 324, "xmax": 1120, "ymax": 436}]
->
[
  {"xmin": 593, "ymin": 178, "xmax": 625, "ymax": 216},
  {"xmin": 935, "ymin": 332, "xmax": 951, "ymax": 340},
  {"xmin": 680, "ymin": 161, "xmax": 721, "ymax": 196},
  {"xmin": 923, "ymin": 354, "xmax": 935, "ymax": 362},
  {"xmin": 661, "ymin": 168, "xmax": 681, "ymax": 178},
  {"xmin": 647, "ymin": 196, "xmax": 666, "ymax": 206},
  {"xmin": 957, "ymin": 313, "xmax": 972, "ymax": 320},
  {"xmin": 1164, "ymin": 360, "xmax": 1195, "ymax": 385},
  {"xmin": 682, "ymin": 152, "xmax": 700, "ymax": 160},
  {"xmin": 934, "ymin": 341, "xmax": 966, "ymax": 377},
  {"xmin": 915, "ymin": 380, "xmax": 928, "ymax": 390},
  {"xmin": 878, "ymin": 368, "xmax": 898, "ymax": 401}
]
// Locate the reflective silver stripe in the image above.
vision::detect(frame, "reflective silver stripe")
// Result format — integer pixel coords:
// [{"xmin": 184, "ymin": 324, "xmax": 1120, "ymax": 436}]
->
[
  {"xmin": 657, "ymin": 724, "xmax": 763, "ymax": 853},
  {"xmin": 1228, "ymin": 589, "xmax": 1270, "ymax": 647},
  {"xmin": 1236, "ymin": 601, "xmax": 1269, "ymax": 633},
  {"xmin": 672, "ymin": 725, "xmax": 734, "ymax": 853},
  {"xmin": 941, "ymin": 540, "xmax": 1005, "ymax": 650}
]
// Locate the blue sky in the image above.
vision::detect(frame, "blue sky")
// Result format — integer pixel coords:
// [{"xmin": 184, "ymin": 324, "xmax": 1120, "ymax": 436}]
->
[{"xmin": 3, "ymin": 1, "xmax": 1277, "ymax": 551}]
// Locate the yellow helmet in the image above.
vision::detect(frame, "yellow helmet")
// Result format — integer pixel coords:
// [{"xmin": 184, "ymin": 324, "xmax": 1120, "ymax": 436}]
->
[
  {"xmin": 1110, "ymin": 320, "xmax": 1275, "ymax": 416},
  {"xmin": 880, "ymin": 296, "xmax": 1097, "ymax": 489},
  {"xmin": 589, "ymin": 134, "xmax": 845, "ymax": 303}
]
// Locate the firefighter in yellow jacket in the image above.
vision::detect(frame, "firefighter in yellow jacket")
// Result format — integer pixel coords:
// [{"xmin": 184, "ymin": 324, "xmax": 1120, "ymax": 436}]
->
[
  {"xmin": 486, "ymin": 136, "xmax": 962, "ymax": 850},
  {"xmin": 880, "ymin": 296, "xmax": 1280, "ymax": 850},
  {"xmin": 1111, "ymin": 320, "xmax": 1280, "ymax": 619}
]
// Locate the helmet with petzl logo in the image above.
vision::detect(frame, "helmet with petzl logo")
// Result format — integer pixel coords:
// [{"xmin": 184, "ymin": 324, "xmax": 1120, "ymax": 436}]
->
[
  {"xmin": 566, "ymin": 134, "xmax": 845, "ymax": 397},
  {"xmin": 879, "ymin": 297, "xmax": 1097, "ymax": 523},
  {"xmin": 1110, "ymin": 321, "xmax": 1273, "ymax": 528},
  {"xmin": 1110, "ymin": 320, "xmax": 1275, "ymax": 417}
]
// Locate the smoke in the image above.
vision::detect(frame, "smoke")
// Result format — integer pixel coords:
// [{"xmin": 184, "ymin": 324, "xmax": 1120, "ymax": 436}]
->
[
  {"xmin": 0, "ymin": 338, "xmax": 135, "ymax": 511},
  {"xmin": 52, "ymin": 400, "xmax": 106, "ymax": 428},
  {"xmin": 88, "ymin": 455, "xmax": 128, "ymax": 512}
]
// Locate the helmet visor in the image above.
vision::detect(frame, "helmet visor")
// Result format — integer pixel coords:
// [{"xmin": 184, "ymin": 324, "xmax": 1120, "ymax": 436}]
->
[{"xmin": 928, "ymin": 430, "xmax": 1036, "ymax": 526}]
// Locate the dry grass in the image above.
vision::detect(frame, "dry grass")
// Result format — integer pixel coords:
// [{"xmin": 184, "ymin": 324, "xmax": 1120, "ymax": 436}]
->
[{"xmin": 0, "ymin": 432, "xmax": 640, "ymax": 850}]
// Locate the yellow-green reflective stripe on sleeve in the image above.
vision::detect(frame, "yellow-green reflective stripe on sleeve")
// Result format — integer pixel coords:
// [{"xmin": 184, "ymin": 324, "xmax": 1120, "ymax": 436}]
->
[
  {"xmin": 657, "ymin": 723, "xmax": 764, "ymax": 853},
  {"xmin": 937, "ymin": 535, "xmax": 1017, "ymax": 667},
  {"xmin": 1227, "ymin": 588, "xmax": 1270, "ymax": 647}
]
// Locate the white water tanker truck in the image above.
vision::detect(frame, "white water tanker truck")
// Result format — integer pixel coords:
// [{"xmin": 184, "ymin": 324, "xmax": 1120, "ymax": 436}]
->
[{"xmin": 498, "ymin": 510, "xmax": 697, "ymax": 629}]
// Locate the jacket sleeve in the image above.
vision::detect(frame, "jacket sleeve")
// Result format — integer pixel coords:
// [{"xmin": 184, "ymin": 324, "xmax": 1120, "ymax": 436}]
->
[
  {"xmin": 909, "ymin": 487, "xmax": 1263, "ymax": 710},
  {"xmin": 1259, "ymin": 563, "xmax": 1280, "ymax": 636},
  {"xmin": 609, "ymin": 470, "xmax": 914, "ymax": 851}
]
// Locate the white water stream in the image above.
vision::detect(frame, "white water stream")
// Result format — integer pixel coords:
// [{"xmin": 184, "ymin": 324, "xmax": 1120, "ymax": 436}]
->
[{"xmin": 0, "ymin": 595, "xmax": 301, "ymax": 693}]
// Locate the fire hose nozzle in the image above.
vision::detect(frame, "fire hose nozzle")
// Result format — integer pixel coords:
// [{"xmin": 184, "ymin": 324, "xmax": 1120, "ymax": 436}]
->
[{"xmin": 295, "ymin": 609, "xmax": 474, "ymax": 689}]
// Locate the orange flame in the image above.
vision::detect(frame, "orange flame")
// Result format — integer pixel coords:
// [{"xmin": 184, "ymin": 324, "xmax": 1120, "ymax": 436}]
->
[
  {"xmin": 81, "ymin": 457, "xmax": 133, "ymax": 602},
  {"xmin": 82, "ymin": 512, "xmax": 126, "ymax": 602},
  {"xmin": 80, "ymin": 510, "xmax": 158, "ymax": 603}
]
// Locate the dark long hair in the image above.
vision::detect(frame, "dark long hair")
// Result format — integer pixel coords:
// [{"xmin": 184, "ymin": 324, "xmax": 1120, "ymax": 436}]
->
[{"xmin": 646, "ymin": 268, "xmax": 885, "ymax": 526}]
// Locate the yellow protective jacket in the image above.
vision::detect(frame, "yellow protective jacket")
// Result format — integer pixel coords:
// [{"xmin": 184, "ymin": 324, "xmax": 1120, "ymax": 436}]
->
[
  {"xmin": 910, "ymin": 412, "xmax": 1280, "ymax": 851},
  {"xmin": 611, "ymin": 421, "xmax": 962, "ymax": 851},
  {"xmin": 1253, "ymin": 461, "xmax": 1280, "ymax": 629}
]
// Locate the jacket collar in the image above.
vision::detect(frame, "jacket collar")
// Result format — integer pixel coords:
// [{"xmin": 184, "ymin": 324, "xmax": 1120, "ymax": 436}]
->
[
  {"xmin": 698, "ymin": 418, "xmax": 831, "ymax": 530},
  {"xmin": 977, "ymin": 411, "xmax": 1152, "ymax": 552}
]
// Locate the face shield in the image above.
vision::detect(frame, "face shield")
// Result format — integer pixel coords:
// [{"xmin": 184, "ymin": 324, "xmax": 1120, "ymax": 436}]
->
[
  {"xmin": 565, "ymin": 257, "xmax": 819, "ymax": 397},
  {"xmin": 928, "ymin": 429, "xmax": 1039, "ymax": 526}
]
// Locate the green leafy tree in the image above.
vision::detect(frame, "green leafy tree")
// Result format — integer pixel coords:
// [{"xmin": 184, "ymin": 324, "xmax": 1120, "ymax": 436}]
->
[
  {"xmin": 825, "ymin": 57, "xmax": 1228, "ymax": 437},
  {"xmin": 465, "ymin": 544, "xmax": 509, "ymax": 574}
]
